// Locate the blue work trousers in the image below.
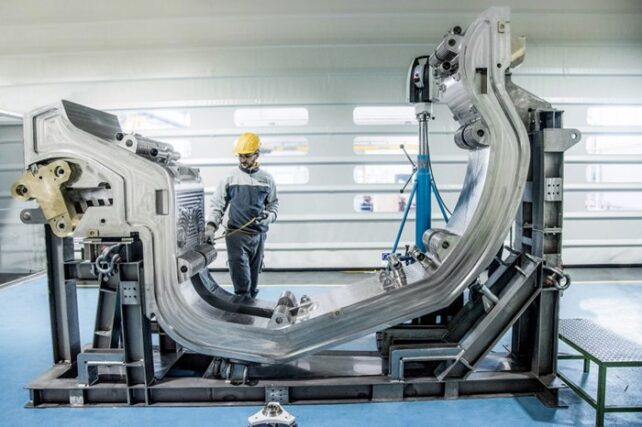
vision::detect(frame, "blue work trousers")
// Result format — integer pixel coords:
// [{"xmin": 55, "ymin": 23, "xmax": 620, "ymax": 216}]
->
[{"xmin": 225, "ymin": 231, "xmax": 266, "ymax": 298}]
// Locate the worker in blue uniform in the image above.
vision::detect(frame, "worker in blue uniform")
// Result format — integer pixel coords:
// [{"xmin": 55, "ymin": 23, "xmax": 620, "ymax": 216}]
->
[{"xmin": 206, "ymin": 132, "xmax": 279, "ymax": 299}]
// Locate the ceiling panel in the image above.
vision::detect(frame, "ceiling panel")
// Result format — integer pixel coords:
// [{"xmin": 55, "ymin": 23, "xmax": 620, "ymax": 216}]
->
[{"xmin": 0, "ymin": 1, "xmax": 640, "ymax": 54}]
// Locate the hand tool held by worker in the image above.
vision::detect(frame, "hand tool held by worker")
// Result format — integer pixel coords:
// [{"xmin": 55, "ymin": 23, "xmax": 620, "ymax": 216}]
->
[
  {"xmin": 205, "ymin": 222, "xmax": 218, "ymax": 245},
  {"xmin": 257, "ymin": 211, "xmax": 275, "ymax": 225}
]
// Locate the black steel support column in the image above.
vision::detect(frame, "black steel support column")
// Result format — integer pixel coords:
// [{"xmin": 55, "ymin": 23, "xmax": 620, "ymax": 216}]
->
[
  {"xmin": 92, "ymin": 274, "xmax": 122, "ymax": 349},
  {"xmin": 512, "ymin": 108, "xmax": 578, "ymax": 404},
  {"xmin": 119, "ymin": 261, "xmax": 154, "ymax": 404},
  {"xmin": 45, "ymin": 225, "xmax": 80, "ymax": 364}
]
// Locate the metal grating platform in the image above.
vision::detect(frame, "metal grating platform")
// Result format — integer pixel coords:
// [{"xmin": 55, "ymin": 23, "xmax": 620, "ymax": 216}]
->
[{"xmin": 560, "ymin": 319, "xmax": 642, "ymax": 363}]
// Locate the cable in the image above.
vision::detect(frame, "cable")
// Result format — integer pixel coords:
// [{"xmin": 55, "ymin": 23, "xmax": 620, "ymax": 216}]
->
[{"xmin": 211, "ymin": 215, "xmax": 264, "ymax": 241}]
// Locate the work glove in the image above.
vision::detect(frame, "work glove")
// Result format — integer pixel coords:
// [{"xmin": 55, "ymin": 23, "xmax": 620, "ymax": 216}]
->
[
  {"xmin": 256, "ymin": 211, "xmax": 276, "ymax": 225},
  {"xmin": 205, "ymin": 222, "xmax": 218, "ymax": 245}
]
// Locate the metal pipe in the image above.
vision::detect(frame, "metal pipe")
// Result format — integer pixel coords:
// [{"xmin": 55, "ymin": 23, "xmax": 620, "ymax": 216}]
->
[{"xmin": 416, "ymin": 112, "xmax": 432, "ymax": 251}]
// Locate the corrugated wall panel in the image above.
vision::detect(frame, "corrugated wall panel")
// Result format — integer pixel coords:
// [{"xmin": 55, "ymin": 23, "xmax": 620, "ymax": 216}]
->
[
  {"xmin": 0, "ymin": 122, "xmax": 45, "ymax": 274},
  {"xmin": 0, "ymin": 43, "xmax": 640, "ymax": 268}
]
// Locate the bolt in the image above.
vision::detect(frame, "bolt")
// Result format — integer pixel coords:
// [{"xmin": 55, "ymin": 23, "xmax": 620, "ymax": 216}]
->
[
  {"xmin": 126, "ymin": 140, "xmax": 133, "ymax": 147},
  {"xmin": 180, "ymin": 266, "xmax": 188, "ymax": 273},
  {"xmin": 16, "ymin": 184, "xmax": 28, "ymax": 195},
  {"xmin": 441, "ymin": 241, "xmax": 450, "ymax": 249},
  {"xmin": 22, "ymin": 211, "xmax": 31, "ymax": 221}
]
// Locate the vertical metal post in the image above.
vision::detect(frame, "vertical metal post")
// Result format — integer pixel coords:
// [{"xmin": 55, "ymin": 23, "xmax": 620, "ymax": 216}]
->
[
  {"xmin": 44, "ymin": 225, "xmax": 81, "ymax": 364},
  {"xmin": 596, "ymin": 365, "xmax": 607, "ymax": 427},
  {"xmin": 512, "ymin": 109, "xmax": 579, "ymax": 385},
  {"xmin": 120, "ymin": 261, "xmax": 154, "ymax": 404},
  {"xmin": 415, "ymin": 111, "xmax": 432, "ymax": 251},
  {"xmin": 531, "ymin": 288, "xmax": 559, "ymax": 378},
  {"xmin": 92, "ymin": 274, "xmax": 122, "ymax": 349}
]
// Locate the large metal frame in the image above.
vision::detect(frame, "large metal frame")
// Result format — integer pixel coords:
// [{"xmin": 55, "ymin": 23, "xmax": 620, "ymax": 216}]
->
[
  {"xmin": 16, "ymin": 7, "xmax": 579, "ymax": 412},
  {"xmin": 13, "ymin": 7, "xmax": 533, "ymax": 365}
]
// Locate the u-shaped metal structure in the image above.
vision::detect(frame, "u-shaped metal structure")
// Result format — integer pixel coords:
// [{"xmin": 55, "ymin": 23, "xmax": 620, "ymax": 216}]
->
[{"xmin": 14, "ymin": 7, "xmax": 530, "ymax": 365}]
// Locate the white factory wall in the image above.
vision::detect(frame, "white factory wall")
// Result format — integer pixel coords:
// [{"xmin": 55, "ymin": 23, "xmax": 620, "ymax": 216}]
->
[
  {"xmin": 0, "ymin": 118, "xmax": 45, "ymax": 274},
  {"xmin": 0, "ymin": 42, "xmax": 641, "ymax": 269}
]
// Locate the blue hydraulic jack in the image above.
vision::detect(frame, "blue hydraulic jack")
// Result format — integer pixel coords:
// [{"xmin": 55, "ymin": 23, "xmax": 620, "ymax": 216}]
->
[{"xmin": 386, "ymin": 56, "xmax": 450, "ymax": 262}]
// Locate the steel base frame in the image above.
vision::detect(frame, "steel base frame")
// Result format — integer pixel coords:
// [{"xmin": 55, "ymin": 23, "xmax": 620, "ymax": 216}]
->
[
  {"xmin": 24, "ymin": 99, "xmax": 576, "ymax": 413},
  {"xmin": 27, "ymin": 351, "xmax": 563, "ymax": 408},
  {"xmin": 27, "ymin": 231, "xmax": 564, "ymax": 409}
]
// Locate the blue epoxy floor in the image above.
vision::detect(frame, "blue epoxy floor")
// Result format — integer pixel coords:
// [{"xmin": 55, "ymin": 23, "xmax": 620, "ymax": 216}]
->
[{"xmin": 1, "ymin": 272, "xmax": 642, "ymax": 427}]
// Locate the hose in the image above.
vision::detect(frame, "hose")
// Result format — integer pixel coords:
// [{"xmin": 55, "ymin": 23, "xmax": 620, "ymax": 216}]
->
[{"xmin": 211, "ymin": 213, "xmax": 268, "ymax": 241}]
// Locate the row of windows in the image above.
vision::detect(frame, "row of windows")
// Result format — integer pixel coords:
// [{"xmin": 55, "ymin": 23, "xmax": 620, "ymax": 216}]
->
[
  {"xmin": 355, "ymin": 193, "xmax": 642, "ymax": 213},
  {"xmin": 162, "ymin": 136, "xmax": 311, "ymax": 158},
  {"xmin": 117, "ymin": 105, "xmax": 642, "ymax": 130},
  {"xmin": 161, "ymin": 134, "xmax": 642, "ymax": 159},
  {"xmin": 114, "ymin": 107, "xmax": 642, "ymax": 212},
  {"xmin": 199, "ymin": 166, "xmax": 642, "ymax": 212},
  {"xmin": 215, "ymin": 164, "xmax": 642, "ymax": 187}
]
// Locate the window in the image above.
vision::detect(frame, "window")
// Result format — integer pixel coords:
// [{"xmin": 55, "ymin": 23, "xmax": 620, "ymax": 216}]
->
[
  {"xmin": 354, "ymin": 165, "xmax": 413, "ymax": 184},
  {"xmin": 586, "ymin": 192, "xmax": 642, "ymax": 211},
  {"xmin": 116, "ymin": 110, "xmax": 190, "ymax": 131},
  {"xmin": 353, "ymin": 106, "xmax": 416, "ymax": 125},
  {"xmin": 587, "ymin": 106, "xmax": 642, "ymax": 126},
  {"xmin": 353, "ymin": 136, "xmax": 419, "ymax": 155},
  {"xmin": 354, "ymin": 194, "xmax": 415, "ymax": 213},
  {"xmin": 586, "ymin": 165, "xmax": 642, "ymax": 183},
  {"xmin": 260, "ymin": 136, "xmax": 309, "ymax": 156},
  {"xmin": 586, "ymin": 135, "xmax": 642, "ymax": 154},
  {"xmin": 262, "ymin": 166, "xmax": 309, "ymax": 185},
  {"xmin": 234, "ymin": 108, "xmax": 309, "ymax": 127}
]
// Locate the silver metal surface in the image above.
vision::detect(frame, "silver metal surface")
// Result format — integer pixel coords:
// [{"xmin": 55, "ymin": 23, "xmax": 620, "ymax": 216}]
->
[
  {"xmin": 545, "ymin": 178, "xmax": 563, "ymax": 202},
  {"xmin": 248, "ymin": 402, "xmax": 297, "ymax": 427},
  {"xmin": 17, "ymin": 7, "xmax": 532, "ymax": 365},
  {"xmin": 390, "ymin": 345, "xmax": 463, "ymax": 380},
  {"xmin": 560, "ymin": 319, "xmax": 642, "ymax": 363}
]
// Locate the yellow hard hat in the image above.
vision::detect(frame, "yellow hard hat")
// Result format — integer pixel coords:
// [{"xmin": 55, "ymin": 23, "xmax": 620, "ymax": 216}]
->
[{"xmin": 233, "ymin": 132, "xmax": 261, "ymax": 154}]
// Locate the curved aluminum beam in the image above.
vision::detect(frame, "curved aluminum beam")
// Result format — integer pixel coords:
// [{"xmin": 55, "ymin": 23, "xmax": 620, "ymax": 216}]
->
[{"xmin": 19, "ymin": 7, "xmax": 529, "ymax": 364}]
